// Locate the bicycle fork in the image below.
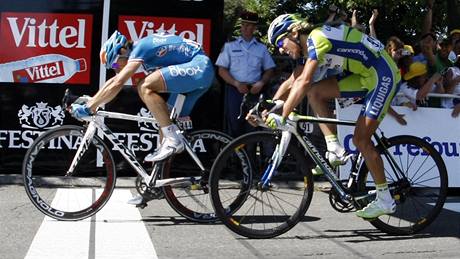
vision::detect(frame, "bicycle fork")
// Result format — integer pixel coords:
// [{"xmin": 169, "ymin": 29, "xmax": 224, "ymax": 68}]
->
[{"xmin": 260, "ymin": 131, "xmax": 291, "ymax": 189}]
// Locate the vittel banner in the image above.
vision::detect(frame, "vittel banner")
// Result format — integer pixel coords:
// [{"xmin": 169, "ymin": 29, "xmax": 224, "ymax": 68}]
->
[
  {"xmin": 0, "ymin": 12, "xmax": 93, "ymax": 84},
  {"xmin": 118, "ymin": 15, "xmax": 211, "ymax": 54}
]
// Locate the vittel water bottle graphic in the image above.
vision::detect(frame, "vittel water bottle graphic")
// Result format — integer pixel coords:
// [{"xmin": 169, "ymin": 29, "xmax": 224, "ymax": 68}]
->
[{"xmin": 0, "ymin": 54, "xmax": 86, "ymax": 83}]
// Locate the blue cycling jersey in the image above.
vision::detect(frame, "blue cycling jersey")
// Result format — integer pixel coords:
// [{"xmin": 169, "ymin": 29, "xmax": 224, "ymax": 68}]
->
[{"xmin": 129, "ymin": 34, "xmax": 203, "ymax": 71}]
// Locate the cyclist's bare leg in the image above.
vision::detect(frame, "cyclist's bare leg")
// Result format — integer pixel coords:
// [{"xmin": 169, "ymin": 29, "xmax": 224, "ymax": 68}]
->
[
  {"xmin": 352, "ymin": 116, "xmax": 386, "ymax": 184},
  {"xmin": 137, "ymin": 70, "xmax": 171, "ymax": 127},
  {"xmin": 306, "ymin": 77, "xmax": 340, "ymax": 136}
]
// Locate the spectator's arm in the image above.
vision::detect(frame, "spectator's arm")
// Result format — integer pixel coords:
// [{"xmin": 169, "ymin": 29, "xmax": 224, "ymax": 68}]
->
[
  {"xmin": 326, "ymin": 4, "xmax": 338, "ymax": 23},
  {"xmin": 416, "ymin": 73, "xmax": 441, "ymax": 100},
  {"xmin": 388, "ymin": 106, "xmax": 407, "ymax": 125},
  {"xmin": 422, "ymin": 0, "xmax": 434, "ymax": 35},
  {"xmin": 218, "ymin": 67, "xmax": 249, "ymax": 94},
  {"xmin": 369, "ymin": 9, "xmax": 379, "ymax": 38},
  {"xmin": 351, "ymin": 10, "xmax": 358, "ymax": 28},
  {"xmin": 443, "ymin": 69, "xmax": 460, "ymax": 93},
  {"xmin": 452, "ymin": 103, "xmax": 460, "ymax": 117}
]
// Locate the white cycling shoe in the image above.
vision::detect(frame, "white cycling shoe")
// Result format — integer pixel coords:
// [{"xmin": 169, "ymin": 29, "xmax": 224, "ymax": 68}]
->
[
  {"xmin": 144, "ymin": 137, "xmax": 185, "ymax": 162},
  {"xmin": 356, "ymin": 198, "xmax": 396, "ymax": 219},
  {"xmin": 127, "ymin": 194, "xmax": 147, "ymax": 205},
  {"xmin": 311, "ymin": 151, "xmax": 353, "ymax": 176}
]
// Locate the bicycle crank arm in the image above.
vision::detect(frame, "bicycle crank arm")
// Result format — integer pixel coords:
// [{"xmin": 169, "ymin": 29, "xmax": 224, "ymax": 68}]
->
[{"xmin": 151, "ymin": 177, "xmax": 201, "ymax": 188}]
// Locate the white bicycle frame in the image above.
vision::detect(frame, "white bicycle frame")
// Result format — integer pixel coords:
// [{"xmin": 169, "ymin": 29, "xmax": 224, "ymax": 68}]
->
[{"xmin": 66, "ymin": 94, "xmax": 206, "ymax": 188}]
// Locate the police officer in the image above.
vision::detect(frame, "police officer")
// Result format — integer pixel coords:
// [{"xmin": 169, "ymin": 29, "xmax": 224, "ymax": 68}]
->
[{"xmin": 216, "ymin": 11, "xmax": 276, "ymax": 137}]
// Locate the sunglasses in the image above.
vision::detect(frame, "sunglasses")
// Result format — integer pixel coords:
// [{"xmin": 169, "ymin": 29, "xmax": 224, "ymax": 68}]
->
[
  {"xmin": 276, "ymin": 37, "xmax": 285, "ymax": 48},
  {"xmin": 111, "ymin": 54, "xmax": 129, "ymax": 69}
]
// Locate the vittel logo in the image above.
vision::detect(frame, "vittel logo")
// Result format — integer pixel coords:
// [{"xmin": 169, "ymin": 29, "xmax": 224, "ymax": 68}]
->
[
  {"xmin": 6, "ymin": 16, "xmax": 86, "ymax": 48},
  {"xmin": 18, "ymin": 102, "xmax": 64, "ymax": 130},
  {"xmin": 119, "ymin": 16, "xmax": 211, "ymax": 53},
  {"xmin": 13, "ymin": 61, "xmax": 64, "ymax": 82},
  {"xmin": 124, "ymin": 20, "xmax": 204, "ymax": 44}
]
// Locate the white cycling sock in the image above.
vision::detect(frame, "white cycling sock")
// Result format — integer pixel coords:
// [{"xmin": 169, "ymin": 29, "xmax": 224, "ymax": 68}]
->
[
  {"xmin": 161, "ymin": 124, "xmax": 180, "ymax": 140},
  {"xmin": 376, "ymin": 182, "xmax": 394, "ymax": 205},
  {"xmin": 325, "ymin": 135, "xmax": 346, "ymax": 156}
]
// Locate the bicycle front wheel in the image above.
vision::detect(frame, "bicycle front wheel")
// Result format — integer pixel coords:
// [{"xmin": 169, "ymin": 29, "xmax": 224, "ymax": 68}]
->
[
  {"xmin": 210, "ymin": 131, "xmax": 314, "ymax": 239},
  {"xmin": 161, "ymin": 130, "xmax": 232, "ymax": 222},
  {"xmin": 356, "ymin": 135, "xmax": 448, "ymax": 235},
  {"xmin": 22, "ymin": 125, "xmax": 116, "ymax": 221}
]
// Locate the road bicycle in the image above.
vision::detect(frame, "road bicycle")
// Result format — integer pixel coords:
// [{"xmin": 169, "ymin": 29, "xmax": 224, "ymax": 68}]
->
[
  {"xmin": 209, "ymin": 100, "xmax": 448, "ymax": 238},
  {"xmin": 22, "ymin": 89, "xmax": 231, "ymax": 222}
]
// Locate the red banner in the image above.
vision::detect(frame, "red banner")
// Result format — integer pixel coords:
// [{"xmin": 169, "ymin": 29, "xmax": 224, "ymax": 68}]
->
[
  {"xmin": 0, "ymin": 12, "xmax": 93, "ymax": 84},
  {"xmin": 118, "ymin": 15, "xmax": 211, "ymax": 54}
]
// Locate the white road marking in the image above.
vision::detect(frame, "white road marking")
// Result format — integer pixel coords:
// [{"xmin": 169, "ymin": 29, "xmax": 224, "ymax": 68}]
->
[
  {"xmin": 25, "ymin": 189, "xmax": 157, "ymax": 259},
  {"xmin": 443, "ymin": 202, "xmax": 460, "ymax": 213}
]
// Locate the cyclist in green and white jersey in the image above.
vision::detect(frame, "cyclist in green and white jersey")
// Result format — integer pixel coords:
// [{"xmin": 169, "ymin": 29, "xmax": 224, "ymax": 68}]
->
[{"xmin": 264, "ymin": 14, "xmax": 401, "ymax": 219}]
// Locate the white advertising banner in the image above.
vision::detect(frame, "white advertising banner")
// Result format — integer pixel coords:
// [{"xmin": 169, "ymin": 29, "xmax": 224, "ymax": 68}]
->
[{"xmin": 337, "ymin": 104, "xmax": 460, "ymax": 187}]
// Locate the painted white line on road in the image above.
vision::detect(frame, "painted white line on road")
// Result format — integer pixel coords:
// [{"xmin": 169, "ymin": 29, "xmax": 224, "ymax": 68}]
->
[
  {"xmin": 25, "ymin": 189, "xmax": 93, "ymax": 259},
  {"xmin": 443, "ymin": 202, "xmax": 460, "ymax": 213},
  {"xmin": 25, "ymin": 189, "xmax": 157, "ymax": 259},
  {"xmin": 95, "ymin": 189, "xmax": 157, "ymax": 258}
]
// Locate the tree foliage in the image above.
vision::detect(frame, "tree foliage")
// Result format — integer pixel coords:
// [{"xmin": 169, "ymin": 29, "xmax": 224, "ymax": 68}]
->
[{"xmin": 223, "ymin": 0, "xmax": 460, "ymax": 47}]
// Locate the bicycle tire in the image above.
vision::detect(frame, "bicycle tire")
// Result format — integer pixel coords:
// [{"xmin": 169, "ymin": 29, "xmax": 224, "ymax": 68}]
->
[
  {"xmin": 22, "ymin": 125, "xmax": 116, "ymax": 221},
  {"xmin": 161, "ymin": 130, "xmax": 232, "ymax": 222},
  {"xmin": 210, "ymin": 131, "xmax": 314, "ymax": 239},
  {"xmin": 356, "ymin": 135, "xmax": 448, "ymax": 235}
]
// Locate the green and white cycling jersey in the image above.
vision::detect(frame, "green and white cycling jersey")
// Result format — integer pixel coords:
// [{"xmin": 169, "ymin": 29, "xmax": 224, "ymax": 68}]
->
[{"xmin": 307, "ymin": 24, "xmax": 401, "ymax": 121}]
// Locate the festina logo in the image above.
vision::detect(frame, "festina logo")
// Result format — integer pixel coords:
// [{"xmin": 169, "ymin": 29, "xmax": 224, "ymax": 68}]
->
[
  {"xmin": 13, "ymin": 61, "xmax": 64, "ymax": 82},
  {"xmin": 6, "ymin": 16, "xmax": 86, "ymax": 48}
]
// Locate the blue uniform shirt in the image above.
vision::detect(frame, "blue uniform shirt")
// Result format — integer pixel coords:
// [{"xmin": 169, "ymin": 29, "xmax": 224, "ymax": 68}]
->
[{"xmin": 215, "ymin": 36, "xmax": 276, "ymax": 83}]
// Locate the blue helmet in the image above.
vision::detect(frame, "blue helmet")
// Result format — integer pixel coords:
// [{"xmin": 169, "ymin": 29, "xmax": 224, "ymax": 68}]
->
[
  {"xmin": 267, "ymin": 14, "xmax": 303, "ymax": 46},
  {"xmin": 101, "ymin": 30, "xmax": 127, "ymax": 69}
]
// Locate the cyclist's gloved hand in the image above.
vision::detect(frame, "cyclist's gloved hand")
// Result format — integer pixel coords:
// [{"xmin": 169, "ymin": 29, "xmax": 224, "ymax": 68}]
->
[
  {"xmin": 70, "ymin": 103, "xmax": 92, "ymax": 120},
  {"xmin": 266, "ymin": 113, "xmax": 285, "ymax": 129}
]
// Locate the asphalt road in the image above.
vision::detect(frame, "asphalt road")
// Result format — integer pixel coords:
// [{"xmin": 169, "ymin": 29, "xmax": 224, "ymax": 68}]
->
[{"xmin": 1, "ymin": 177, "xmax": 460, "ymax": 259}]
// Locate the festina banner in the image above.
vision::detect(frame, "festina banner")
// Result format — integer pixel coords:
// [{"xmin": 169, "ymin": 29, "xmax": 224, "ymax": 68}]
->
[
  {"xmin": 337, "ymin": 104, "xmax": 460, "ymax": 187},
  {"xmin": 0, "ymin": 12, "xmax": 93, "ymax": 84}
]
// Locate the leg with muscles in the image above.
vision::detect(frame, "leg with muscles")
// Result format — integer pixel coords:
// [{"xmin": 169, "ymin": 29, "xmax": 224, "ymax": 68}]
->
[
  {"xmin": 137, "ymin": 70, "xmax": 184, "ymax": 162},
  {"xmin": 307, "ymin": 77, "xmax": 349, "ymax": 175},
  {"xmin": 354, "ymin": 116, "xmax": 395, "ymax": 218}
]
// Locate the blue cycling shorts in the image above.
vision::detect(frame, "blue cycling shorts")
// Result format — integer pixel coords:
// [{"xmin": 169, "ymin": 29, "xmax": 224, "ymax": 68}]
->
[{"xmin": 160, "ymin": 53, "xmax": 214, "ymax": 116}]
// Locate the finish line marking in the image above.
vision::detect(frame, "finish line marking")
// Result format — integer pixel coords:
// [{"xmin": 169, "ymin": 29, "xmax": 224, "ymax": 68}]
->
[{"xmin": 25, "ymin": 189, "xmax": 157, "ymax": 259}]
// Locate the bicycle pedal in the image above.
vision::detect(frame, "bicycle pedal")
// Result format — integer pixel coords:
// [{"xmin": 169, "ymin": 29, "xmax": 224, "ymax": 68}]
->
[
  {"xmin": 362, "ymin": 217, "xmax": 377, "ymax": 222},
  {"xmin": 136, "ymin": 203, "xmax": 148, "ymax": 209}
]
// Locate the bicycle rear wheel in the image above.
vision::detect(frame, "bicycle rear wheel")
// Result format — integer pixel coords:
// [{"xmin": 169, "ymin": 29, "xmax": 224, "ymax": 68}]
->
[
  {"xmin": 22, "ymin": 125, "xmax": 116, "ymax": 221},
  {"xmin": 161, "ymin": 130, "xmax": 232, "ymax": 222},
  {"xmin": 210, "ymin": 131, "xmax": 314, "ymax": 239},
  {"xmin": 356, "ymin": 135, "xmax": 448, "ymax": 235}
]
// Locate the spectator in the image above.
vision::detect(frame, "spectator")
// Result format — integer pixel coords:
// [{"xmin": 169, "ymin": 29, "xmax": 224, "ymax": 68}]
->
[
  {"xmin": 413, "ymin": 32, "xmax": 437, "ymax": 71},
  {"xmin": 441, "ymin": 56, "xmax": 460, "ymax": 115},
  {"xmin": 216, "ymin": 11, "xmax": 276, "ymax": 137},
  {"xmin": 434, "ymin": 38, "xmax": 454, "ymax": 73},
  {"xmin": 392, "ymin": 62, "xmax": 443, "ymax": 108},
  {"xmin": 450, "ymin": 29, "xmax": 460, "ymax": 46}
]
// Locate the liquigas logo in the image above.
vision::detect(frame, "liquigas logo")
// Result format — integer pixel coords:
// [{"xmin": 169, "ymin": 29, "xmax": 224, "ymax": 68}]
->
[
  {"xmin": 118, "ymin": 15, "xmax": 211, "ymax": 54},
  {"xmin": 18, "ymin": 102, "xmax": 64, "ymax": 129}
]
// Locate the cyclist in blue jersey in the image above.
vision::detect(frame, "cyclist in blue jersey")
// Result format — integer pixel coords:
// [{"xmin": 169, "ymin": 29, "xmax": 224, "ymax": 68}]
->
[
  {"xmin": 71, "ymin": 30, "xmax": 213, "ymax": 160},
  {"xmin": 263, "ymin": 14, "xmax": 401, "ymax": 219},
  {"xmin": 70, "ymin": 31, "xmax": 214, "ymax": 204}
]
